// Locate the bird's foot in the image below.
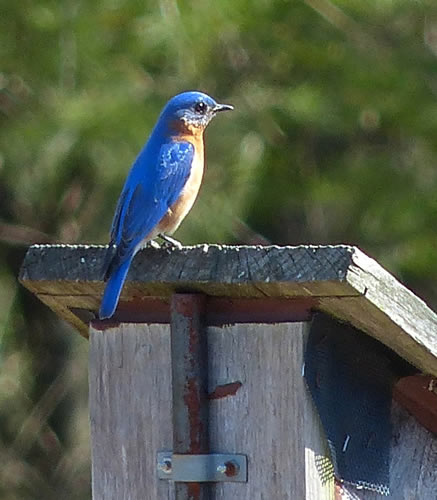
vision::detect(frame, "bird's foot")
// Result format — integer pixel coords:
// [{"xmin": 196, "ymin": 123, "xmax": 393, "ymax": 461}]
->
[{"xmin": 159, "ymin": 234, "xmax": 183, "ymax": 249}]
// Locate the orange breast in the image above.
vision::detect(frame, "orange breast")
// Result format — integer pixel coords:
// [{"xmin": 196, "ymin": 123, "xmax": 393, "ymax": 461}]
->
[{"xmin": 156, "ymin": 134, "xmax": 205, "ymax": 235}]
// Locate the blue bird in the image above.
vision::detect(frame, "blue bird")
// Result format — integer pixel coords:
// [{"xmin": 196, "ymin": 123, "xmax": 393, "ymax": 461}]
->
[{"xmin": 99, "ymin": 91, "xmax": 233, "ymax": 319}]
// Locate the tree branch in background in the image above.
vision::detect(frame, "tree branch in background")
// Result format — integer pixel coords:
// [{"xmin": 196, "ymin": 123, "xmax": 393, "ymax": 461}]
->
[
  {"xmin": 232, "ymin": 217, "xmax": 271, "ymax": 246},
  {"xmin": 0, "ymin": 222, "xmax": 53, "ymax": 246}
]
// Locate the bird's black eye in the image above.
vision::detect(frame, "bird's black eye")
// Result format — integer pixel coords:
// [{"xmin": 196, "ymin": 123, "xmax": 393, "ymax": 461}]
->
[{"xmin": 194, "ymin": 101, "xmax": 207, "ymax": 114}]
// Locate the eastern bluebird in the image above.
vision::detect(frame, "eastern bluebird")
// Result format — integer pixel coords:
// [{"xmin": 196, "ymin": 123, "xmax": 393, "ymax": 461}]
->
[{"xmin": 99, "ymin": 91, "xmax": 233, "ymax": 319}]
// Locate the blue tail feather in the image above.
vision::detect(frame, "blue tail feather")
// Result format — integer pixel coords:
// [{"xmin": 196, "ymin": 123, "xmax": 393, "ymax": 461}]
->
[{"xmin": 99, "ymin": 257, "xmax": 132, "ymax": 319}]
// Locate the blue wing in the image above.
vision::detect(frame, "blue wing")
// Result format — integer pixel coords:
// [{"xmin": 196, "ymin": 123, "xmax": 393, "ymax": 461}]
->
[
  {"xmin": 99, "ymin": 140, "xmax": 194, "ymax": 319},
  {"xmin": 105, "ymin": 139, "xmax": 194, "ymax": 269}
]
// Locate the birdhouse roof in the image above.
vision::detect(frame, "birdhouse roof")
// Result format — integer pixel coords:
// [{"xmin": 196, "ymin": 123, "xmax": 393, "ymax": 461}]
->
[{"xmin": 19, "ymin": 244, "xmax": 437, "ymax": 376}]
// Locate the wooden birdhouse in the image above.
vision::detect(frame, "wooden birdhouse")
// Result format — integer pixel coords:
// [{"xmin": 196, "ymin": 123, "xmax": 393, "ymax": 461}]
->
[{"xmin": 19, "ymin": 244, "xmax": 437, "ymax": 499}]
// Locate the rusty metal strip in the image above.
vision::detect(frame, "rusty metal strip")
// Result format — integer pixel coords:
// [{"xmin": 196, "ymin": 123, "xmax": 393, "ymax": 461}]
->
[{"xmin": 170, "ymin": 294, "xmax": 209, "ymax": 500}]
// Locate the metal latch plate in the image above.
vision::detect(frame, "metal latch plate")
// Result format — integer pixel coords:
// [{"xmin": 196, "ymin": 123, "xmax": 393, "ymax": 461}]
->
[{"xmin": 157, "ymin": 452, "xmax": 247, "ymax": 482}]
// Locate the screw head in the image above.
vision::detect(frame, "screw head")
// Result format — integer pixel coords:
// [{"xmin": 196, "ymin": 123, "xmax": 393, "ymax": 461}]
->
[
  {"xmin": 217, "ymin": 460, "xmax": 239, "ymax": 477},
  {"xmin": 224, "ymin": 460, "xmax": 239, "ymax": 477},
  {"xmin": 216, "ymin": 464, "xmax": 227, "ymax": 474},
  {"xmin": 158, "ymin": 458, "xmax": 172, "ymax": 474}
]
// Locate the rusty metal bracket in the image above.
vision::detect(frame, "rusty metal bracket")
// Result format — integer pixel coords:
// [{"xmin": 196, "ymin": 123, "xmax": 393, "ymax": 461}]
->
[
  {"xmin": 170, "ymin": 294, "xmax": 210, "ymax": 498},
  {"xmin": 157, "ymin": 452, "xmax": 247, "ymax": 482}
]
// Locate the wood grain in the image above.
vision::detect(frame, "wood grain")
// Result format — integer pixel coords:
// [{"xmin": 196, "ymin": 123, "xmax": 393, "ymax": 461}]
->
[
  {"xmin": 207, "ymin": 322, "xmax": 332, "ymax": 499},
  {"xmin": 89, "ymin": 322, "xmax": 332, "ymax": 499},
  {"xmin": 89, "ymin": 323, "xmax": 173, "ymax": 500},
  {"xmin": 20, "ymin": 244, "xmax": 437, "ymax": 375}
]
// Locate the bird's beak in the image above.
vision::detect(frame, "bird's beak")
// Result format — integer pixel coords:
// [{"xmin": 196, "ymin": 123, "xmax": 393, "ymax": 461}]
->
[{"xmin": 214, "ymin": 103, "xmax": 234, "ymax": 113}]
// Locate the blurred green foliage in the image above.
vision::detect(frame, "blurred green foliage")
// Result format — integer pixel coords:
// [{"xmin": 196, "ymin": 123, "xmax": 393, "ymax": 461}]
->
[{"xmin": 1, "ymin": 0, "xmax": 436, "ymax": 497}]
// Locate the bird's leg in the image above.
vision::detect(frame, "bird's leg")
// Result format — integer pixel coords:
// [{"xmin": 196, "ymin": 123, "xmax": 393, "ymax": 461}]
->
[
  {"xmin": 138, "ymin": 239, "xmax": 161, "ymax": 249},
  {"xmin": 159, "ymin": 233, "xmax": 183, "ymax": 249}
]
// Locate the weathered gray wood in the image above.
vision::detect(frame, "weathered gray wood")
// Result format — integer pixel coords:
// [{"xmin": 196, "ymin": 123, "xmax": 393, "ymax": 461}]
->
[
  {"xmin": 389, "ymin": 400, "xmax": 437, "ymax": 500},
  {"xmin": 89, "ymin": 323, "xmax": 173, "ymax": 500},
  {"xmin": 338, "ymin": 400, "xmax": 437, "ymax": 499},
  {"xmin": 207, "ymin": 322, "xmax": 332, "ymax": 499},
  {"xmin": 19, "ymin": 244, "xmax": 355, "ymax": 287},
  {"xmin": 20, "ymin": 244, "xmax": 437, "ymax": 375},
  {"xmin": 89, "ymin": 322, "xmax": 332, "ymax": 499},
  {"xmin": 304, "ymin": 385, "xmax": 334, "ymax": 498},
  {"xmin": 320, "ymin": 249, "xmax": 437, "ymax": 378}
]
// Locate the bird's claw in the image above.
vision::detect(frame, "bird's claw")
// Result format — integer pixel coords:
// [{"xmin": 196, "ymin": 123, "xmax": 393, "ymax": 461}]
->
[
  {"xmin": 149, "ymin": 240, "xmax": 161, "ymax": 249},
  {"xmin": 159, "ymin": 234, "xmax": 183, "ymax": 249}
]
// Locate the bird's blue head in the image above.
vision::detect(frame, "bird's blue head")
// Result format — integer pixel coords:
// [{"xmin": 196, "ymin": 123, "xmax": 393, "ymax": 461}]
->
[{"xmin": 161, "ymin": 91, "xmax": 233, "ymax": 135}]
